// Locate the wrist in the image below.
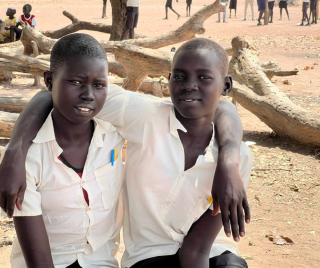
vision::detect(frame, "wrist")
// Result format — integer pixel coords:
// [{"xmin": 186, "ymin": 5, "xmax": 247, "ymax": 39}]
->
[
  {"xmin": 218, "ymin": 145, "xmax": 240, "ymax": 167},
  {"xmin": 6, "ymin": 142, "xmax": 29, "ymax": 160}
]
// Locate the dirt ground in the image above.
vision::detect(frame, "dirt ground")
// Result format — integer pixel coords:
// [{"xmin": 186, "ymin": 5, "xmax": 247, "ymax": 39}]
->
[{"xmin": 1, "ymin": 0, "xmax": 320, "ymax": 267}]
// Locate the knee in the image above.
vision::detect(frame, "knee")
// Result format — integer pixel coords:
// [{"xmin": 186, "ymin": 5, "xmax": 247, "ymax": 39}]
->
[{"xmin": 10, "ymin": 25, "xmax": 15, "ymax": 30}]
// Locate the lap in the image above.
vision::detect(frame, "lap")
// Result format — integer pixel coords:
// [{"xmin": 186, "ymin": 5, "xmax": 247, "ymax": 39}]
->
[{"xmin": 130, "ymin": 251, "xmax": 248, "ymax": 268}]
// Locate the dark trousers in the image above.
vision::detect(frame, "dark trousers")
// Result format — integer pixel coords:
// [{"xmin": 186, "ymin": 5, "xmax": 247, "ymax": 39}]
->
[
  {"xmin": 130, "ymin": 250, "xmax": 248, "ymax": 268},
  {"xmin": 67, "ymin": 260, "xmax": 81, "ymax": 268}
]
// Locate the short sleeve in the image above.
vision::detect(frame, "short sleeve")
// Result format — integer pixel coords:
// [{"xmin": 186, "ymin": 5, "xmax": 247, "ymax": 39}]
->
[
  {"xmin": 13, "ymin": 165, "xmax": 42, "ymax": 217},
  {"xmin": 239, "ymin": 142, "xmax": 253, "ymax": 190},
  {"xmin": 16, "ymin": 16, "xmax": 21, "ymax": 23},
  {"xmin": 31, "ymin": 17, "xmax": 37, "ymax": 26},
  {"xmin": 0, "ymin": 147, "xmax": 42, "ymax": 217}
]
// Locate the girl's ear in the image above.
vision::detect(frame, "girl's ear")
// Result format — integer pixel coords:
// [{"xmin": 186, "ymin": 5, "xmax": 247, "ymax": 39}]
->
[
  {"xmin": 222, "ymin": 75, "xmax": 233, "ymax": 96},
  {"xmin": 44, "ymin": 71, "xmax": 53, "ymax": 91}
]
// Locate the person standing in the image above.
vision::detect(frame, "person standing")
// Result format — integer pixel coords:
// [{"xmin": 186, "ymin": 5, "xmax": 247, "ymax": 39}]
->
[
  {"xmin": 257, "ymin": 0, "xmax": 266, "ymax": 25},
  {"xmin": 164, "ymin": 0, "xmax": 180, "ymax": 19},
  {"xmin": 120, "ymin": 0, "xmax": 140, "ymax": 40},
  {"xmin": 217, "ymin": 0, "xmax": 228, "ymax": 22},
  {"xmin": 299, "ymin": 0, "xmax": 310, "ymax": 26},
  {"xmin": 268, "ymin": 0, "xmax": 275, "ymax": 23},
  {"xmin": 243, "ymin": 0, "xmax": 255, "ymax": 20},
  {"xmin": 279, "ymin": 0, "xmax": 290, "ymax": 20},
  {"xmin": 229, "ymin": 0, "xmax": 237, "ymax": 18},
  {"xmin": 102, "ymin": 0, "xmax": 107, "ymax": 18},
  {"xmin": 309, "ymin": 0, "xmax": 318, "ymax": 23},
  {"xmin": 186, "ymin": 0, "xmax": 192, "ymax": 17}
]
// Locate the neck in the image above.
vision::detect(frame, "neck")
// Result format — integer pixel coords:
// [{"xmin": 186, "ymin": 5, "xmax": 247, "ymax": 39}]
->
[
  {"xmin": 9, "ymin": 16, "xmax": 14, "ymax": 19},
  {"xmin": 52, "ymin": 110, "xmax": 93, "ymax": 147},
  {"xmin": 24, "ymin": 14, "xmax": 31, "ymax": 18},
  {"xmin": 175, "ymin": 109, "xmax": 213, "ymax": 138}
]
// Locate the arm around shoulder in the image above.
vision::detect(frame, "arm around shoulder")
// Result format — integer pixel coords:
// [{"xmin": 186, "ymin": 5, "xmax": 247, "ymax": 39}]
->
[{"xmin": 0, "ymin": 90, "xmax": 53, "ymax": 217}]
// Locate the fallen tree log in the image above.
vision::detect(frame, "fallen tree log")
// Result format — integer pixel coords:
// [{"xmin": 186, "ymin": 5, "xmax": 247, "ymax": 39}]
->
[
  {"xmin": 229, "ymin": 36, "xmax": 320, "ymax": 147},
  {"xmin": 0, "ymin": 78, "xmax": 169, "ymax": 113},
  {"xmin": 42, "ymin": 11, "xmax": 112, "ymax": 39},
  {"xmin": 113, "ymin": 43, "xmax": 172, "ymax": 91},
  {"xmin": 0, "ymin": 111, "xmax": 19, "ymax": 138},
  {"xmin": 0, "ymin": 59, "xmax": 45, "ymax": 76}
]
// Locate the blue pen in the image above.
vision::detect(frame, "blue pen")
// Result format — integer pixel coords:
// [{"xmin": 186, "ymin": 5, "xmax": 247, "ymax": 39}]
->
[{"xmin": 111, "ymin": 149, "xmax": 115, "ymax": 166}]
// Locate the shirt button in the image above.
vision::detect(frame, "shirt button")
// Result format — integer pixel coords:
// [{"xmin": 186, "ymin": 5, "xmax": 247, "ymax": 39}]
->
[{"xmin": 86, "ymin": 207, "xmax": 91, "ymax": 211}]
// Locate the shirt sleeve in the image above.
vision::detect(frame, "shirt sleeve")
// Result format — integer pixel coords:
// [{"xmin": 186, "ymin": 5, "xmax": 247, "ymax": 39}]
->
[
  {"xmin": 0, "ymin": 146, "xmax": 42, "ymax": 217},
  {"xmin": 97, "ymin": 83, "xmax": 165, "ymax": 143},
  {"xmin": 31, "ymin": 16, "xmax": 37, "ymax": 26},
  {"xmin": 16, "ymin": 16, "xmax": 21, "ymax": 23},
  {"xmin": 239, "ymin": 142, "xmax": 253, "ymax": 190}
]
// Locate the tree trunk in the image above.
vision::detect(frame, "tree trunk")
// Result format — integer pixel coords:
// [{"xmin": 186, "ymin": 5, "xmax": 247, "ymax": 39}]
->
[
  {"xmin": 229, "ymin": 36, "xmax": 320, "ymax": 146},
  {"xmin": 0, "ymin": 111, "xmax": 19, "ymax": 138},
  {"xmin": 20, "ymin": 23, "xmax": 56, "ymax": 55},
  {"xmin": 109, "ymin": 0, "xmax": 127, "ymax": 41},
  {"xmin": 31, "ymin": 41, "xmax": 41, "ymax": 86},
  {"xmin": 264, "ymin": 0, "xmax": 269, "ymax": 25}
]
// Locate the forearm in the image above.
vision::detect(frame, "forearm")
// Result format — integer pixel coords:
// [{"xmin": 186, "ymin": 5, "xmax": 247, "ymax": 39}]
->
[
  {"xmin": 180, "ymin": 210, "xmax": 222, "ymax": 268},
  {"xmin": 213, "ymin": 99, "xmax": 242, "ymax": 165},
  {"xmin": 7, "ymin": 90, "xmax": 53, "ymax": 155},
  {"xmin": 14, "ymin": 216, "xmax": 54, "ymax": 268}
]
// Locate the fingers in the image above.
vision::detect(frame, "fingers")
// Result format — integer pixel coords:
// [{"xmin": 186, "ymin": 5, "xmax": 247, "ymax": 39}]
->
[
  {"xmin": 243, "ymin": 196, "xmax": 251, "ymax": 224},
  {"xmin": 238, "ymin": 204, "xmax": 245, "ymax": 237},
  {"xmin": 221, "ymin": 205, "xmax": 232, "ymax": 238},
  {"xmin": 0, "ymin": 193, "xmax": 7, "ymax": 213},
  {"xmin": 6, "ymin": 194, "xmax": 16, "ymax": 218},
  {"xmin": 211, "ymin": 194, "xmax": 220, "ymax": 216},
  {"xmin": 16, "ymin": 186, "xmax": 25, "ymax": 211},
  {"xmin": 229, "ymin": 204, "xmax": 240, "ymax": 242}
]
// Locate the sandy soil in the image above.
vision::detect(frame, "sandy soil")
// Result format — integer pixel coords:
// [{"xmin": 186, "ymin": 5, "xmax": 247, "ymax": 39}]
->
[{"xmin": 1, "ymin": 0, "xmax": 320, "ymax": 267}]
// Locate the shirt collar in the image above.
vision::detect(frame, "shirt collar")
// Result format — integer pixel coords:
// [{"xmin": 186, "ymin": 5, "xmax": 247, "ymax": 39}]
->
[
  {"xmin": 33, "ymin": 110, "xmax": 116, "ymax": 148},
  {"xmin": 169, "ymin": 107, "xmax": 187, "ymax": 138}
]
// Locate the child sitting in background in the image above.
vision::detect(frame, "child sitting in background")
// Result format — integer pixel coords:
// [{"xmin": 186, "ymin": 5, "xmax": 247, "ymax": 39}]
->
[
  {"xmin": 0, "ymin": 7, "xmax": 17, "ymax": 43},
  {"xmin": 9, "ymin": 4, "xmax": 37, "ymax": 41}
]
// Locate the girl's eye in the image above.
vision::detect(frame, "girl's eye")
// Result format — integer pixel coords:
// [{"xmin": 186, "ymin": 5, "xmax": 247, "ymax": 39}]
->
[
  {"xmin": 69, "ymin": 80, "xmax": 82, "ymax": 85},
  {"xmin": 173, "ymin": 75, "xmax": 184, "ymax": 79},
  {"xmin": 94, "ymin": 83, "xmax": 106, "ymax": 89},
  {"xmin": 199, "ymin": 75, "xmax": 211, "ymax": 79}
]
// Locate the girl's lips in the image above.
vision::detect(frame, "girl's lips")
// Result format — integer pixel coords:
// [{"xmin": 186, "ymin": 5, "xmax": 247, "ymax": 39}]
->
[{"xmin": 74, "ymin": 106, "xmax": 94, "ymax": 116}]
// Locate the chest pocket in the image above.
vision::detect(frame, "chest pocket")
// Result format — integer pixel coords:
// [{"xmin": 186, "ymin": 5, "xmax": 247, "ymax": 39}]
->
[
  {"xmin": 161, "ymin": 173, "xmax": 211, "ymax": 238},
  {"xmin": 93, "ymin": 160, "xmax": 123, "ymax": 210}
]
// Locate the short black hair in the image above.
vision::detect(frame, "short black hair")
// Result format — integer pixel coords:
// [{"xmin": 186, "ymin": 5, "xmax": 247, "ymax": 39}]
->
[
  {"xmin": 8, "ymin": 7, "xmax": 16, "ymax": 13},
  {"xmin": 23, "ymin": 4, "xmax": 32, "ymax": 11},
  {"xmin": 50, "ymin": 33, "xmax": 107, "ymax": 73},
  {"xmin": 173, "ymin": 38, "xmax": 229, "ymax": 76}
]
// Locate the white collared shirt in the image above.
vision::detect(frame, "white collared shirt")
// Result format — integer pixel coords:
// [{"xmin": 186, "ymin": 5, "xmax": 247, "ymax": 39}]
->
[
  {"xmin": 127, "ymin": 0, "xmax": 139, "ymax": 7},
  {"xmin": 1, "ymin": 112, "xmax": 124, "ymax": 268},
  {"xmin": 99, "ymin": 85, "xmax": 253, "ymax": 268}
]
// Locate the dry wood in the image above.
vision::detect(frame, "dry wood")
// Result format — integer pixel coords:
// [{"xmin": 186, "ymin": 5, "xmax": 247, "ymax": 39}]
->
[
  {"xmin": 113, "ymin": 43, "xmax": 172, "ymax": 91},
  {"xmin": 0, "ymin": 59, "xmax": 45, "ymax": 76},
  {"xmin": 0, "ymin": 111, "xmax": 19, "ymax": 138},
  {"xmin": 41, "ymin": 11, "xmax": 112, "ymax": 39},
  {"xmin": 20, "ymin": 23, "xmax": 56, "ymax": 55},
  {"xmin": 229, "ymin": 36, "xmax": 320, "ymax": 146},
  {"xmin": 31, "ymin": 41, "xmax": 41, "ymax": 86}
]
